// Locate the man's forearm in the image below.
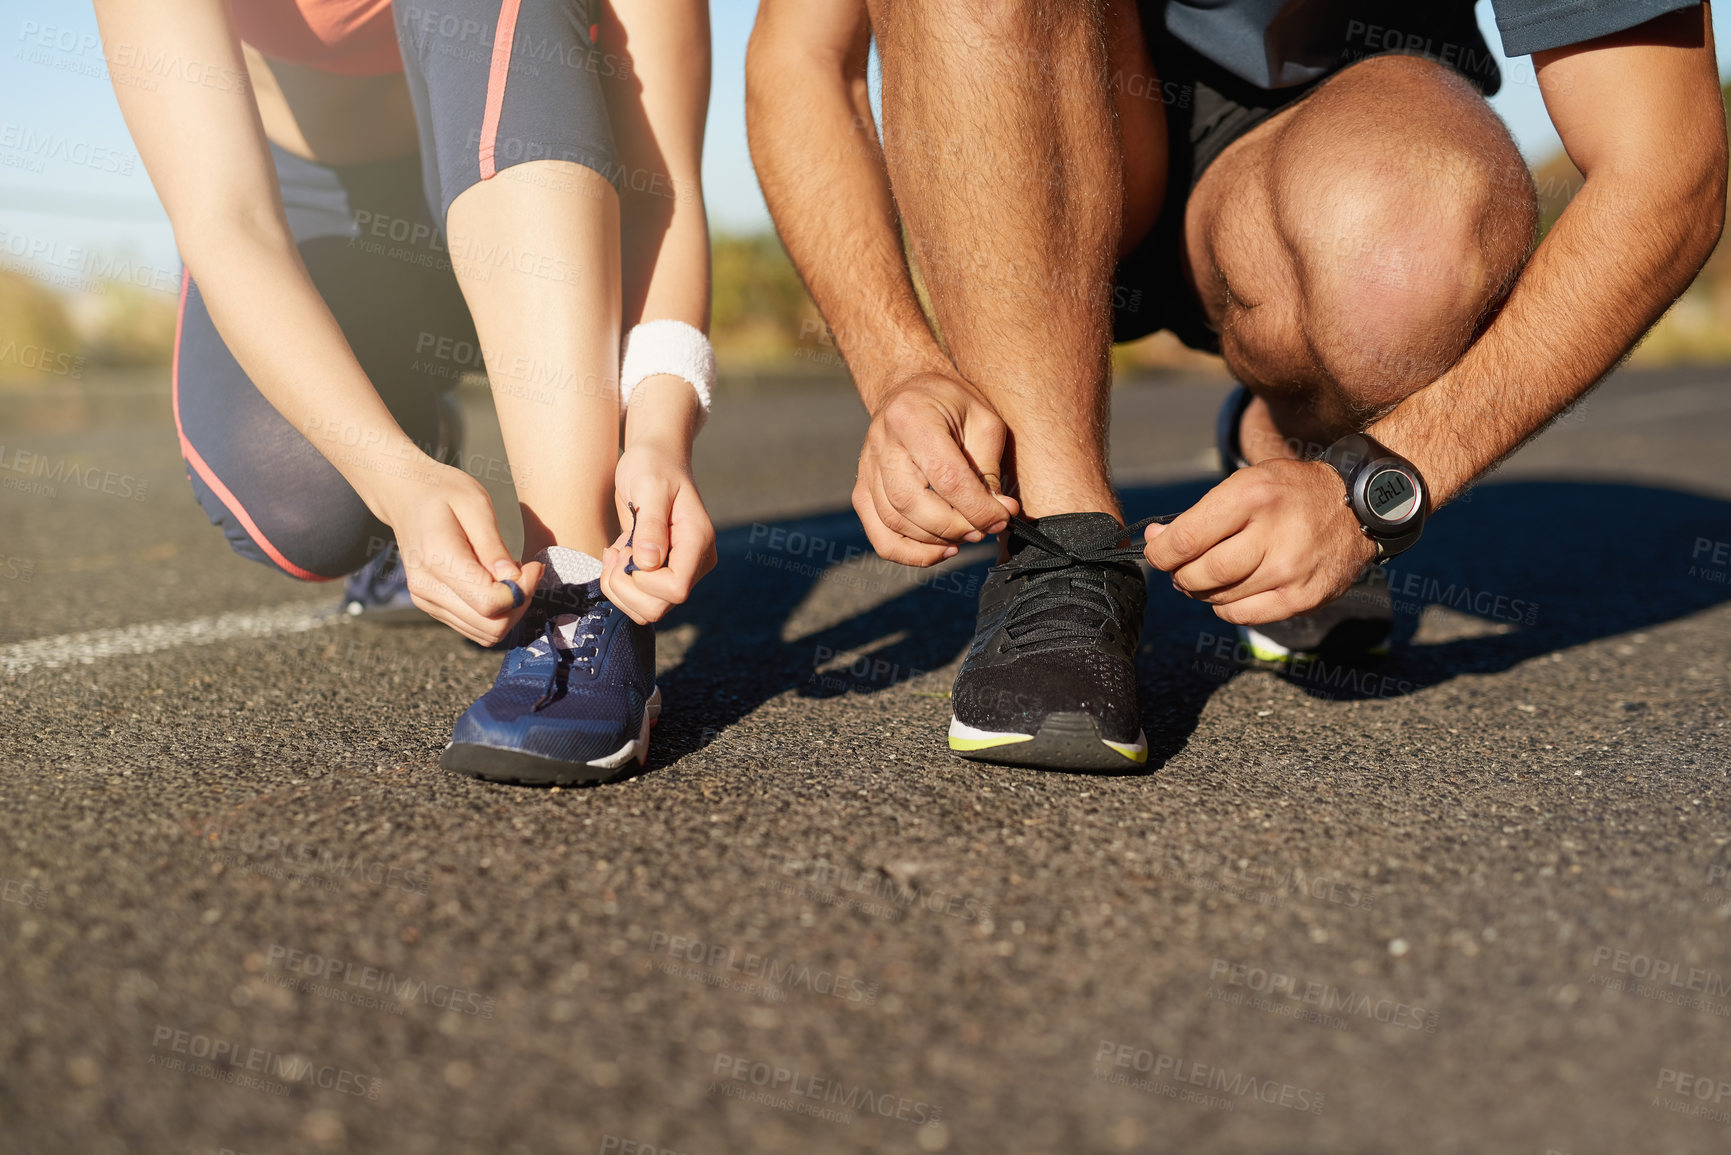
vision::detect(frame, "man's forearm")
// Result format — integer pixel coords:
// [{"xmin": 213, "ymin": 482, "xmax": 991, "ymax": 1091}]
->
[
  {"xmin": 746, "ymin": 9, "xmax": 949, "ymax": 410},
  {"xmin": 1368, "ymin": 167, "xmax": 1725, "ymax": 505}
]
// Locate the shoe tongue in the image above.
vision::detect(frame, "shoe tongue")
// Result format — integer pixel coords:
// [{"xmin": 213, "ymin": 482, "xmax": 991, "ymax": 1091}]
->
[
  {"xmin": 1010, "ymin": 512, "xmax": 1126, "ymax": 556},
  {"xmin": 524, "ymin": 580, "xmax": 602, "ymax": 639},
  {"xmin": 535, "ymin": 546, "xmax": 603, "ymax": 588}
]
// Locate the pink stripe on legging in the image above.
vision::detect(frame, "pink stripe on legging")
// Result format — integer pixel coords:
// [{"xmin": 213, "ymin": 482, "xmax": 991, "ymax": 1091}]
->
[
  {"xmin": 171, "ymin": 268, "xmax": 331, "ymax": 583},
  {"xmin": 477, "ymin": 0, "xmax": 525, "ymax": 180}
]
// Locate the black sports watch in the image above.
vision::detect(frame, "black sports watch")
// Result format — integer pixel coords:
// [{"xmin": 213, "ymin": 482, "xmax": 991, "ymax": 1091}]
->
[{"xmin": 1321, "ymin": 432, "xmax": 1427, "ymax": 562}]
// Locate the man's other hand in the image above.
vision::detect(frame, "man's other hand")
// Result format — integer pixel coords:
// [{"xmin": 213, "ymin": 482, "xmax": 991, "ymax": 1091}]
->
[
  {"xmin": 854, "ymin": 372, "xmax": 1020, "ymax": 565},
  {"xmin": 1144, "ymin": 459, "xmax": 1379, "ymax": 624}
]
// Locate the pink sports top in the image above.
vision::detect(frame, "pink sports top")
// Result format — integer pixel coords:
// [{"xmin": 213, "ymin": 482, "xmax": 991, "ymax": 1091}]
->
[{"xmin": 232, "ymin": 0, "xmax": 403, "ymax": 76}]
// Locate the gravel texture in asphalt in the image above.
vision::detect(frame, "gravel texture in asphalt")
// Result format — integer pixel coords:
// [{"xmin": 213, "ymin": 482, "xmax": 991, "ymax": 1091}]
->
[{"xmin": 2, "ymin": 367, "xmax": 1729, "ymax": 1154}]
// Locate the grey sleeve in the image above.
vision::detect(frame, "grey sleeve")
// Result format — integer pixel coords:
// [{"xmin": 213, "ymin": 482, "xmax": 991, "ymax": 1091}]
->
[{"xmin": 1492, "ymin": 0, "xmax": 1701, "ymax": 58}]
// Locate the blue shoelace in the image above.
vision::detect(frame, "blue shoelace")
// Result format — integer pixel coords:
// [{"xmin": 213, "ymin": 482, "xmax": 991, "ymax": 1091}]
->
[{"xmin": 529, "ymin": 597, "xmax": 615, "ymax": 712}]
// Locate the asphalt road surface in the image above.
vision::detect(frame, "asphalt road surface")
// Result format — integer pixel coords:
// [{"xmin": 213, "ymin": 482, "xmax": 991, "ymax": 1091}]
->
[{"xmin": 3, "ymin": 364, "xmax": 1730, "ymax": 1155}]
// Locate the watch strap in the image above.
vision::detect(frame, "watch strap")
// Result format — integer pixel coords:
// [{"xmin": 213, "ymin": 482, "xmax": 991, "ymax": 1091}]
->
[{"xmin": 1322, "ymin": 432, "xmax": 1426, "ymax": 562}]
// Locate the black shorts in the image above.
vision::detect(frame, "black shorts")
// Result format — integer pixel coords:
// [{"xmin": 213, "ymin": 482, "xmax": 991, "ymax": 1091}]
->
[{"xmin": 1112, "ymin": 1, "xmax": 1499, "ymax": 353}]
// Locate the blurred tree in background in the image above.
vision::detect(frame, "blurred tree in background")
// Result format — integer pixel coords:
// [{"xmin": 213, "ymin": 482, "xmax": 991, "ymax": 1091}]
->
[
  {"xmin": 710, "ymin": 232, "xmax": 826, "ymax": 368},
  {"xmin": 8, "ymin": 94, "xmax": 1731, "ymax": 389},
  {"xmin": 0, "ymin": 269, "xmax": 175, "ymax": 385},
  {"xmin": 77, "ymin": 281, "xmax": 178, "ymax": 368},
  {"xmin": 0, "ymin": 270, "xmax": 82, "ymax": 383}
]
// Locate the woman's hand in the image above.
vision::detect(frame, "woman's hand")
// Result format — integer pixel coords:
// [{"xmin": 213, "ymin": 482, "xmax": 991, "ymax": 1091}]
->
[
  {"xmin": 373, "ymin": 461, "xmax": 543, "ymax": 646},
  {"xmin": 601, "ymin": 442, "xmax": 716, "ymax": 624}
]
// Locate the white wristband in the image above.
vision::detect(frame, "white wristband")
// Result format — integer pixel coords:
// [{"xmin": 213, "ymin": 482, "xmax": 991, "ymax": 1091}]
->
[{"xmin": 620, "ymin": 319, "xmax": 715, "ymax": 414}]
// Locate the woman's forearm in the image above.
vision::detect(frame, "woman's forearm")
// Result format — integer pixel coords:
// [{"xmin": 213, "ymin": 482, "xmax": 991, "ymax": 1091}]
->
[
  {"xmin": 622, "ymin": 197, "xmax": 711, "ymax": 332},
  {"xmin": 607, "ymin": 0, "xmax": 712, "ymax": 453},
  {"xmin": 180, "ymin": 220, "xmax": 433, "ymax": 516},
  {"xmin": 96, "ymin": 0, "xmax": 428, "ymax": 521},
  {"xmin": 623, "ymin": 373, "xmax": 705, "ymax": 454},
  {"xmin": 606, "ymin": 0, "xmax": 712, "ymax": 334}
]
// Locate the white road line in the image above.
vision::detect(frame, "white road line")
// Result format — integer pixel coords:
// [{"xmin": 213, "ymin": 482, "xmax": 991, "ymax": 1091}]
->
[{"xmin": 0, "ymin": 603, "xmax": 337, "ymax": 676}]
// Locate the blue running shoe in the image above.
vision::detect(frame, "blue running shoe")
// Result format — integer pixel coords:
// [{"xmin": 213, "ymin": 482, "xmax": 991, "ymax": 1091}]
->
[
  {"xmin": 340, "ymin": 394, "xmax": 463, "ymax": 624},
  {"xmin": 341, "ymin": 542, "xmax": 429, "ymax": 624},
  {"xmin": 439, "ymin": 549, "xmax": 659, "ymax": 785}
]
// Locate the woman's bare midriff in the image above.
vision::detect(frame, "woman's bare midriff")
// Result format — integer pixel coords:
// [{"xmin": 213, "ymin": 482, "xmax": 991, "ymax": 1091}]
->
[{"xmin": 243, "ymin": 43, "xmax": 420, "ymax": 164}]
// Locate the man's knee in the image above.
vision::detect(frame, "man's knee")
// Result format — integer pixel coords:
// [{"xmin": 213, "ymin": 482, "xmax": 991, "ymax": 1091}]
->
[{"xmin": 1274, "ymin": 57, "xmax": 1536, "ymax": 397}]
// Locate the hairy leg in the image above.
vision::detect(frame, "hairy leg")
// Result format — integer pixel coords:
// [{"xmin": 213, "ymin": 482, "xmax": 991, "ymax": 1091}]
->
[
  {"xmin": 869, "ymin": 0, "xmax": 1163, "ymax": 518},
  {"xmin": 445, "ymin": 160, "xmax": 623, "ymax": 559},
  {"xmin": 1185, "ymin": 55, "xmax": 1537, "ymax": 464}
]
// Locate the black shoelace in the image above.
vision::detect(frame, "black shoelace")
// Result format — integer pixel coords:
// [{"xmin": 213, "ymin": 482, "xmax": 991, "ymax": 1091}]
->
[
  {"xmin": 993, "ymin": 513, "xmax": 1176, "ymax": 654},
  {"xmin": 530, "ymin": 598, "xmax": 613, "ymax": 712}
]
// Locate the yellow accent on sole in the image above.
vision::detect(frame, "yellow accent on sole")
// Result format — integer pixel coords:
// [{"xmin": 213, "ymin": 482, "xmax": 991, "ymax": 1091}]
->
[
  {"xmin": 1103, "ymin": 739, "xmax": 1149, "ymax": 763},
  {"xmin": 948, "ymin": 734, "xmax": 1035, "ymax": 752},
  {"xmin": 1244, "ymin": 641, "xmax": 1319, "ymax": 666}
]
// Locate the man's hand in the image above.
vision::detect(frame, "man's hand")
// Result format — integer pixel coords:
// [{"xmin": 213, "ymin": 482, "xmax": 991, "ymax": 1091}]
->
[
  {"xmin": 601, "ymin": 443, "xmax": 717, "ymax": 625},
  {"xmin": 1144, "ymin": 459, "xmax": 1378, "ymax": 625},
  {"xmin": 854, "ymin": 372, "xmax": 1020, "ymax": 566},
  {"xmin": 374, "ymin": 463, "xmax": 542, "ymax": 646}
]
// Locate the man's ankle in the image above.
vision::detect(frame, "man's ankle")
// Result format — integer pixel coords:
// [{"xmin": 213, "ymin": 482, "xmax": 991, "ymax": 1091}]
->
[{"xmin": 1014, "ymin": 489, "xmax": 1122, "ymax": 523}]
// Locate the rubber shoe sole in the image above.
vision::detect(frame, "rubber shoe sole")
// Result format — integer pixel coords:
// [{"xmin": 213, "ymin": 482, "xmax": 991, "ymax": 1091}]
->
[
  {"xmin": 948, "ymin": 712, "xmax": 1147, "ymax": 772},
  {"xmin": 1237, "ymin": 624, "xmax": 1390, "ymax": 667},
  {"xmin": 440, "ymin": 687, "xmax": 661, "ymax": 786}
]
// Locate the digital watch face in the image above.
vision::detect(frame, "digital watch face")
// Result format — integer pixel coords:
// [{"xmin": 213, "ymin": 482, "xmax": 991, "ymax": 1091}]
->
[{"xmin": 1364, "ymin": 467, "xmax": 1420, "ymax": 525}]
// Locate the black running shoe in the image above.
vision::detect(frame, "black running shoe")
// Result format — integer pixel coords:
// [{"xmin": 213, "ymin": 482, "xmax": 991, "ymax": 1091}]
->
[
  {"xmin": 948, "ymin": 512, "xmax": 1165, "ymax": 771},
  {"xmin": 1216, "ymin": 384, "xmax": 1391, "ymax": 665},
  {"xmin": 1238, "ymin": 565, "xmax": 1393, "ymax": 663}
]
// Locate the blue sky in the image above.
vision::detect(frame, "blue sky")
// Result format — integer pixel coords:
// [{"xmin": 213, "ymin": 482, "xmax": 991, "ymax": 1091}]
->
[{"xmin": 0, "ymin": 0, "xmax": 1725, "ymax": 286}]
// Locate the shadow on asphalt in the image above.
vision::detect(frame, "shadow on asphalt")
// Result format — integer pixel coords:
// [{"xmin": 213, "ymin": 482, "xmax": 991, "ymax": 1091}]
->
[{"xmin": 648, "ymin": 478, "xmax": 1731, "ymax": 772}]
